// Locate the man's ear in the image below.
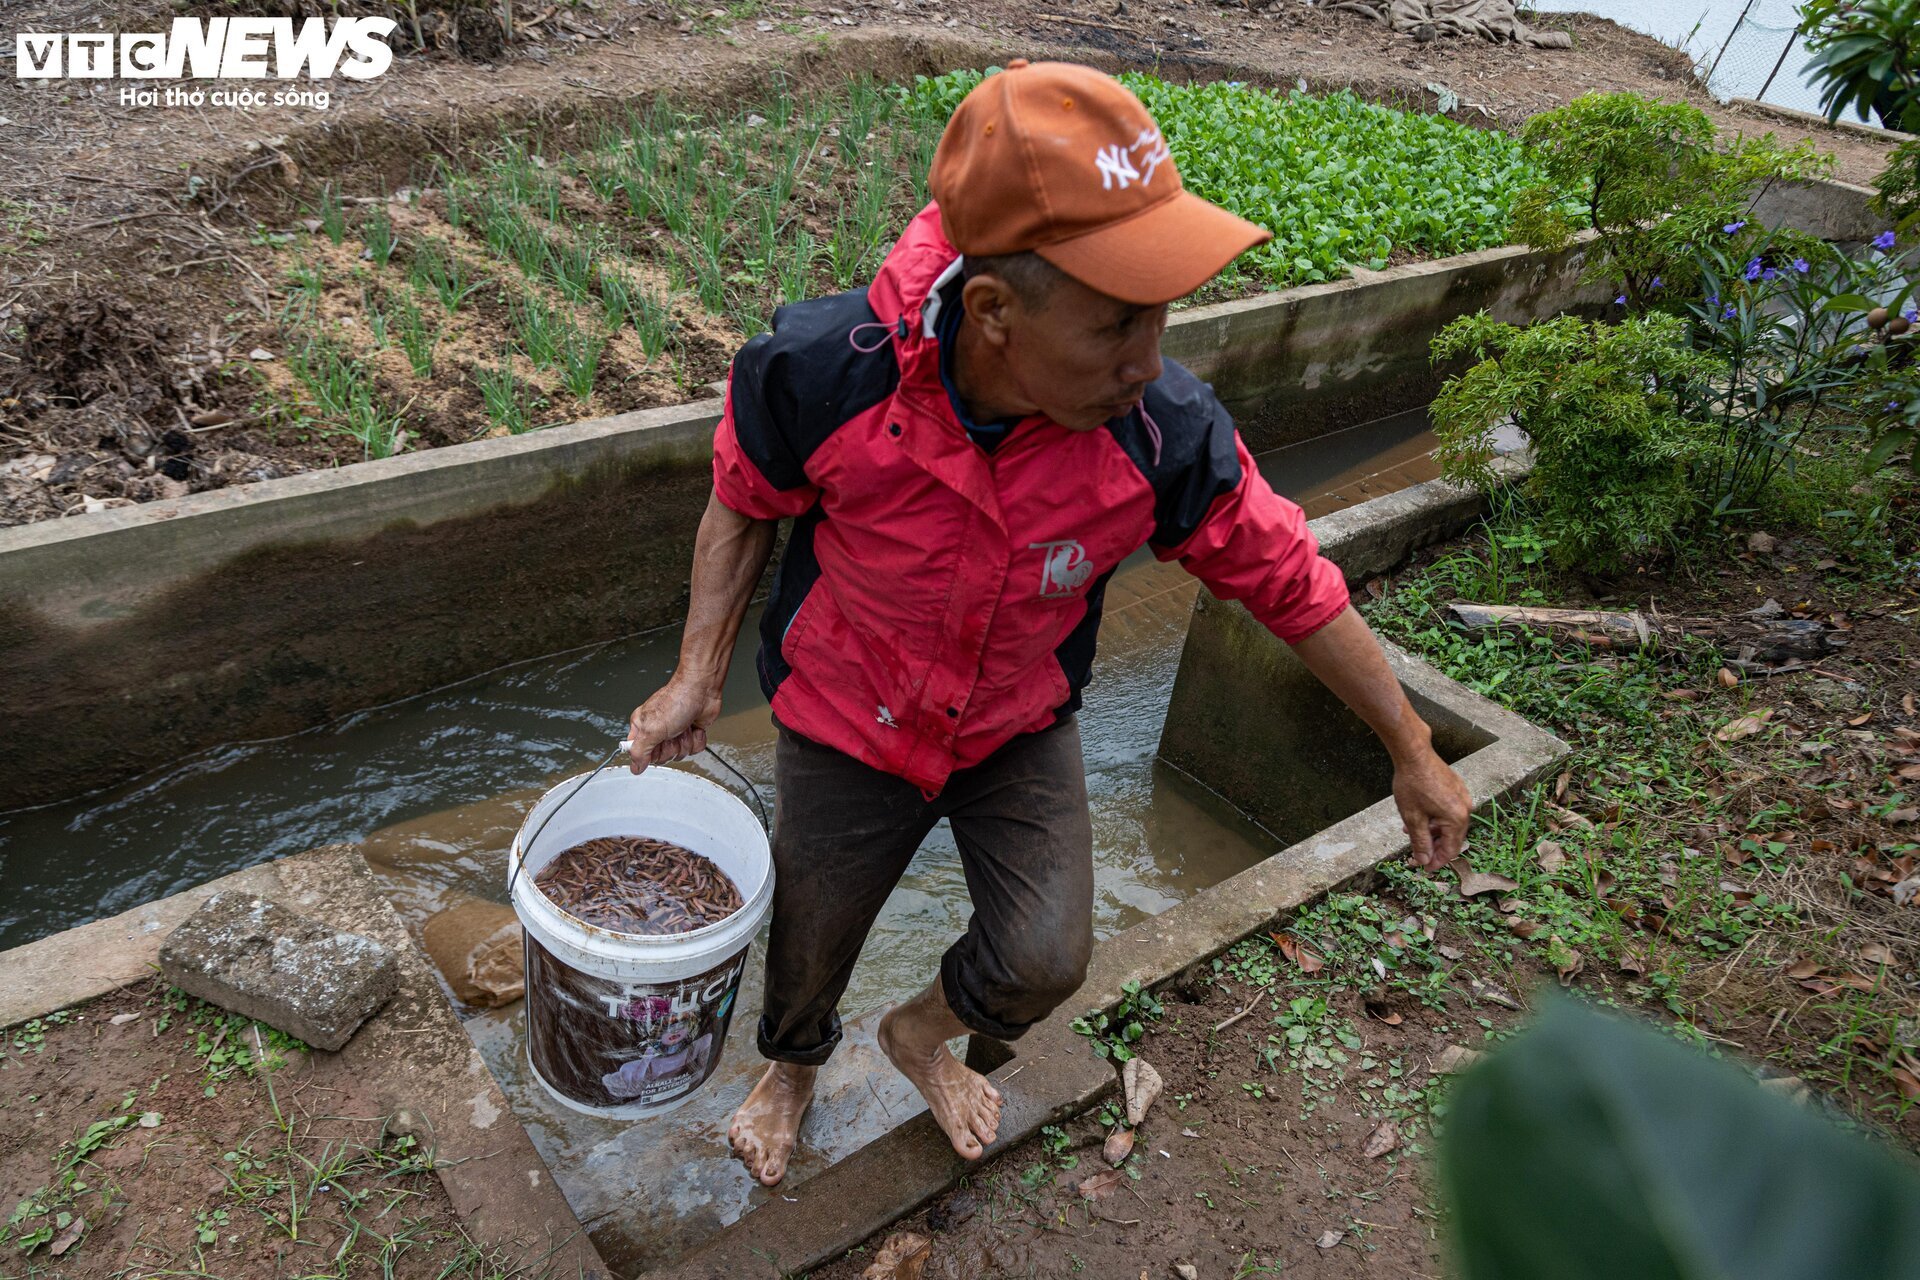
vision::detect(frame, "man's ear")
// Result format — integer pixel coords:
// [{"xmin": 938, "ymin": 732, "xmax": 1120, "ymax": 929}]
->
[{"xmin": 960, "ymin": 273, "xmax": 1020, "ymax": 348}]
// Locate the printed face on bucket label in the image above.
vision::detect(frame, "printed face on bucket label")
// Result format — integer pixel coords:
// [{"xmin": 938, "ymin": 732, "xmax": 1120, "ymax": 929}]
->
[
  {"xmin": 526, "ymin": 937, "xmax": 749, "ymax": 1114},
  {"xmin": 13, "ymin": 18, "xmax": 395, "ymax": 82}
]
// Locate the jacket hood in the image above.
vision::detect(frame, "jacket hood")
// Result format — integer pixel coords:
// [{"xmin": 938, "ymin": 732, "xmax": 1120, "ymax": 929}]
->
[{"xmin": 867, "ymin": 202, "xmax": 964, "ymax": 348}]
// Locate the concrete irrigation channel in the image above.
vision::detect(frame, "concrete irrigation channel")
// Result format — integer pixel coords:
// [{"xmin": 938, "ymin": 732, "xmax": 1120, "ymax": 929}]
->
[{"xmin": 0, "ymin": 173, "xmax": 1885, "ymax": 1274}]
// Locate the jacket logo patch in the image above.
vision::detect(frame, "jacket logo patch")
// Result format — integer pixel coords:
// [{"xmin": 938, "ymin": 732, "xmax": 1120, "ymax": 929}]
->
[{"xmin": 1030, "ymin": 540, "xmax": 1095, "ymax": 598}]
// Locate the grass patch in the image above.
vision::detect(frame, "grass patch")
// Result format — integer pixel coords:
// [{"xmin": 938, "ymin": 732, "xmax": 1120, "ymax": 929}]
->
[{"xmin": 1361, "ymin": 494, "xmax": 1920, "ymax": 1123}]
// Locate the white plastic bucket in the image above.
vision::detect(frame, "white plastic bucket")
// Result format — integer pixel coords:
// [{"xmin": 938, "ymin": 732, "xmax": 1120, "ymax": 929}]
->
[{"xmin": 508, "ymin": 766, "xmax": 772, "ymax": 1119}]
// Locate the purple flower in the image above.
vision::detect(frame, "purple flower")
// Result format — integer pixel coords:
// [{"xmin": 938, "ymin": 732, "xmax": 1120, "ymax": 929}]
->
[
  {"xmin": 1906, "ymin": 308, "xmax": 1919, "ymax": 323},
  {"xmin": 1744, "ymin": 258, "xmax": 1764, "ymax": 281},
  {"xmin": 1706, "ymin": 292, "xmax": 1720, "ymax": 305},
  {"xmin": 1724, "ymin": 220, "xmax": 1747, "ymax": 234},
  {"xmin": 1651, "ymin": 276, "xmax": 1664, "ymax": 289},
  {"xmin": 1762, "ymin": 267, "xmax": 1780, "ymax": 281},
  {"xmin": 1615, "ymin": 294, "xmax": 1627, "ymax": 305},
  {"xmin": 1875, "ymin": 230, "xmax": 1898, "ymax": 250},
  {"xmin": 1792, "ymin": 258, "xmax": 1809, "ymax": 274},
  {"xmin": 1722, "ymin": 303, "xmax": 1738, "ymax": 320}
]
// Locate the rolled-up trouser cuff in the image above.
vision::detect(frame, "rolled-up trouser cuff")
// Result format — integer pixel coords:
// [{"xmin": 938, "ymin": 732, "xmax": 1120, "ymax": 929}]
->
[
  {"xmin": 940, "ymin": 946, "xmax": 1038, "ymax": 1043},
  {"xmin": 757, "ymin": 1010, "xmax": 842, "ymax": 1066}
]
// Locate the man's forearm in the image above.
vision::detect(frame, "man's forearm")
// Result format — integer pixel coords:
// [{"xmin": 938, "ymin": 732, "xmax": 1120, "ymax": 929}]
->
[
  {"xmin": 1287, "ymin": 606, "xmax": 1431, "ymax": 763},
  {"xmin": 677, "ymin": 491, "xmax": 780, "ymax": 691}
]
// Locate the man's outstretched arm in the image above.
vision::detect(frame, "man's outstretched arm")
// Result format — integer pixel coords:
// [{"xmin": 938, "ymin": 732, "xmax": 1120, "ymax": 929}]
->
[
  {"xmin": 626, "ymin": 491, "xmax": 779, "ymax": 772},
  {"xmin": 1156, "ymin": 421, "xmax": 1471, "ymax": 869},
  {"xmin": 1289, "ymin": 606, "xmax": 1471, "ymax": 869}
]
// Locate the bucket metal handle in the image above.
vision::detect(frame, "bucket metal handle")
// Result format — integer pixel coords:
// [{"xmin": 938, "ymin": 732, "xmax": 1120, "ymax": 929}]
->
[{"xmin": 506, "ymin": 740, "xmax": 771, "ymax": 899}]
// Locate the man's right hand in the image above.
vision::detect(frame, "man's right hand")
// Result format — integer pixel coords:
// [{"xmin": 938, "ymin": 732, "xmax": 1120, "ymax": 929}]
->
[{"xmin": 627, "ymin": 677, "xmax": 725, "ymax": 774}]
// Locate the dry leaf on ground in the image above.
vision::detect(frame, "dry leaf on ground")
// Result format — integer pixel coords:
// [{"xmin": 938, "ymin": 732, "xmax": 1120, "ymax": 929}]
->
[
  {"xmin": 1316, "ymin": 1229, "xmax": 1345, "ymax": 1249},
  {"xmin": 1362, "ymin": 1120, "xmax": 1398, "ymax": 1159},
  {"xmin": 48, "ymin": 1218, "xmax": 86, "ymax": 1257},
  {"xmin": 1271, "ymin": 932, "xmax": 1325, "ymax": 975},
  {"xmin": 1076, "ymin": 1168, "xmax": 1128, "ymax": 1201},
  {"xmin": 1456, "ymin": 867, "xmax": 1520, "ymax": 898},
  {"xmin": 862, "ymin": 1233, "xmax": 931, "ymax": 1280},
  {"xmin": 1534, "ymin": 839, "xmax": 1567, "ymax": 873},
  {"xmin": 1715, "ymin": 709, "xmax": 1773, "ymax": 742},
  {"xmin": 1124, "ymin": 1056, "xmax": 1164, "ymax": 1126},
  {"xmin": 1860, "ymin": 942, "xmax": 1895, "ymax": 967},
  {"xmin": 1104, "ymin": 1126, "xmax": 1135, "ymax": 1166},
  {"xmin": 1434, "ymin": 1044, "xmax": 1483, "ymax": 1073}
]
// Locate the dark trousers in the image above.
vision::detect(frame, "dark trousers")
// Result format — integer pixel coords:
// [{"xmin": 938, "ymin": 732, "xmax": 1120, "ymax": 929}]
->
[{"xmin": 755, "ymin": 715, "xmax": 1095, "ymax": 1065}]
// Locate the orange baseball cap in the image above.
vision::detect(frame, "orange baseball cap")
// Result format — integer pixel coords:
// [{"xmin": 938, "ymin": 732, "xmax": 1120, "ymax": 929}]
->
[{"xmin": 928, "ymin": 60, "xmax": 1272, "ymax": 306}]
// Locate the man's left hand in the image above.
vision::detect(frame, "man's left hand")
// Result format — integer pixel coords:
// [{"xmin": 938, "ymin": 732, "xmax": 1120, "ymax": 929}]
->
[{"xmin": 1392, "ymin": 747, "xmax": 1472, "ymax": 871}]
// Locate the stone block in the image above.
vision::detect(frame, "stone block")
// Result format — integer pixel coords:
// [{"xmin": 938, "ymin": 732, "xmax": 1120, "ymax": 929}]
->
[{"xmin": 158, "ymin": 891, "xmax": 397, "ymax": 1051}]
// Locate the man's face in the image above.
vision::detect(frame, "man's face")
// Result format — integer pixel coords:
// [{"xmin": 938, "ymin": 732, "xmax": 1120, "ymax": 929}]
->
[{"xmin": 962, "ymin": 270, "xmax": 1169, "ymax": 432}]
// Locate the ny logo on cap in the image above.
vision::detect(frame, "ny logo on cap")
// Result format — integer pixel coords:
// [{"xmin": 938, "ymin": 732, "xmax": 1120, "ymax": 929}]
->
[{"xmin": 1094, "ymin": 126, "xmax": 1171, "ymax": 191}]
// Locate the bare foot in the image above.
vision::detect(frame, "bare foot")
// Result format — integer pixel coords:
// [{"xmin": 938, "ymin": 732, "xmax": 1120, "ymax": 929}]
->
[
  {"xmin": 878, "ymin": 981, "xmax": 1003, "ymax": 1160},
  {"xmin": 728, "ymin": 1062, "xmax": 817, "ymax": 1186}
]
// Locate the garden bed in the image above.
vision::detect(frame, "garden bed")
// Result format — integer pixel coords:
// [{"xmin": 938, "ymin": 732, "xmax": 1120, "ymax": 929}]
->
[{"xmin": 3, "ymin": 67, "xmax": 1548, "ymax": 526}]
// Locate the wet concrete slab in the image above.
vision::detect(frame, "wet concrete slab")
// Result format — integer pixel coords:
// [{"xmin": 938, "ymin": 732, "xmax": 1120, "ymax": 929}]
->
[{"xmin": 465, "ymin": 999, "xmax": 925, "ymax": 1275}]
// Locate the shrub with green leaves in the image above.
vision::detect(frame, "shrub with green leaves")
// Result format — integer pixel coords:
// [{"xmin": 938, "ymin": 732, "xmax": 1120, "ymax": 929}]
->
[
  {"xmin": 1872, "ymin": 140, "xmax": 1920, "ymax": 232},
  {"xmin": 1683, "ymin": 223, "xmax": 1917, "ymax": 499},
  {"xmin": 1797, "ymin": 0, "xmax": 1919, "ymax": 133},
  {"xmin": 904, "ymin": 69, "xmax": 1551, "ymax": 288},
  {"xmin": 1430, "ymin": 311, "xmax": 1717, "ymax": 571},
  {"xmin": 1508, "ymin": 92, "xmax": 1828, "ymax": 310}
]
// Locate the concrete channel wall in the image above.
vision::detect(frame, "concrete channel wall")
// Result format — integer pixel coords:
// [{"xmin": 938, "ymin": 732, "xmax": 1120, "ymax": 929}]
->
[{"xmin": 0, "ymin": 237, "xmax": 1609, "ymax": 810}]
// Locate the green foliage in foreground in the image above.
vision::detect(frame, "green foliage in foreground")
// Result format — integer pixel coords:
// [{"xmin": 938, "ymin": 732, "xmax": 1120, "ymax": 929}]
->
[
  {"xmin": 904, "ymin": 69, "xmax": 1552, "ymax": 290},
  {"xmin": 1444, "ymin": 999, "xmax": 1920, "ymax": 1280}
]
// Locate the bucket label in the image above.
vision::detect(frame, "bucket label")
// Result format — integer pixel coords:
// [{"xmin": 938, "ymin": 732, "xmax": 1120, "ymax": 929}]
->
[{"xmin": 525, "ymin": 932, "xmax": 746, "ymax": 1111}]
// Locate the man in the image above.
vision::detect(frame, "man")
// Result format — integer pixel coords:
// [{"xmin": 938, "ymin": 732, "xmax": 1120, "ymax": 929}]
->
[{"xmin": 626, "ymin": 60, "xmax": 1472, "ymax": 1186}]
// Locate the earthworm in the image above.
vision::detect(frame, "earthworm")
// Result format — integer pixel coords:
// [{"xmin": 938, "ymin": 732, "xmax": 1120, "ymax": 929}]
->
[{"xmin": 534, "ymin": 835, "xmax": 743, "ymax": 936}]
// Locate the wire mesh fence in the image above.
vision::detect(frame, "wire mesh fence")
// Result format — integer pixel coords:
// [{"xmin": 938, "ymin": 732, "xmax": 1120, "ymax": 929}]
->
[{"xmin": 1701, "ymin": 6, "xmax": 1808, "ymax": 106}]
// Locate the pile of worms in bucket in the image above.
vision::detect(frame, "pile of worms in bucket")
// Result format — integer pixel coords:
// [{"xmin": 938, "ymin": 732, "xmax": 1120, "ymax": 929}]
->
[{"xmin": 534, "ymin": 836, "xmax": 744, "ymax": 935}]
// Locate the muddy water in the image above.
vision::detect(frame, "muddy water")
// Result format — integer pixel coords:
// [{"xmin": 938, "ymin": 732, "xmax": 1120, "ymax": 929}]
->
[{"xmin": 0, "ymin": 408, "xmax": 1443, "ymax": 955}]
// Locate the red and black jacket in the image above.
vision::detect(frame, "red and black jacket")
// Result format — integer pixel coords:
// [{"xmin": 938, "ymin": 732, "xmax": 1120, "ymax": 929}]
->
[{"xmin": 713, "ymin": 204, "xmax": 1349, "ymax": 795}]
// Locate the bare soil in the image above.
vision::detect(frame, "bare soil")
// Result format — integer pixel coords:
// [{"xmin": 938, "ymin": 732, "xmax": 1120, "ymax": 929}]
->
[
  {"xmin": 1, "ymin": 0, "xmax": 1901, "ymax": 524},
  {"xmin": 0, "ymin": 979, "xmax": 492, "ymax": 1280},
  {"xmin": 815, "ymin": 964, "xmax": 1525, "ymax": 1280}
]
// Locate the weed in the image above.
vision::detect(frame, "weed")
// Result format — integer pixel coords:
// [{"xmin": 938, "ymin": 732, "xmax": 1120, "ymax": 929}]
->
[
  {"xmin": 362, "ymin": 204, "xmax": 397, "ymax": 267},
  {"xmin": 478, "ymin": 364, "xmax": 529, "ymax": 434},
  {"xmin": 1071, "ymin": 979, "xmax": 1164, "ymax": 1062},
  {"xmin": 410, "ymin": 239, "xmax": 483, "ymax": 313},
  {"xmin": 393, "ymin": 289, "xmax": 439, "ymax": 378},
  {"xmin": 312, "ymin": 183, "xmax": 347, "ymax": 246},
  {"xmin": 288, "ymin": 340, "xmax": 407, "ymax": 460},
  {"xmin": 284, "ymin": 259, "xmax": 326, "ymax": 327},
  {"xmin": 559, "ymin": 322, "xmax": 608, "ymax": 403},
  {"xmin": 511, "ymin": 293, "xmax": 565, "ymax": 368}
]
